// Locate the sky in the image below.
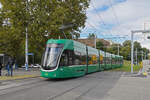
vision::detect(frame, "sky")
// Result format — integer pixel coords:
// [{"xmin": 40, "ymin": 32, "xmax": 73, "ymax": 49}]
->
[
  {"xmin": 0, "ymin": 1, "xmax": 150, "ymax": 49},
  {"xmin": 81, "ymin": 0, "xmax": 150, "ymax": 49}
]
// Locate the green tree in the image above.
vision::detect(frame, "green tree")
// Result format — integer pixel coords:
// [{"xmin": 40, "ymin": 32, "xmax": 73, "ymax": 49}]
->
[
  {"xmin": 120, "ymin": 46, "xmax": 131, "ymax": 60},
  {"xmin": 0, "ymin": 0, "xmax": 90, "ymax": 64},
  {"xmin": 120, "ymin": 40, "xmax": 131, "ymax": 60},
  {"xmin": 96, "ymin": 41, "xmax": 104, "ymax": 50},
  {"xmin": 106, "ymin": 44, "xmax": 119, "ymax": 55},
  {"xmin": 123, "ymin": 40, "xmax": 131, "ymax": 47},
  {"xmin": 88, "ymin": 33, "xmax": 96, "ymax": 39},
  {"xmin": 141, "ymin": 47, "xmax": 149, "ymax": 59},
  {"xmin": 120, "ymin": 40, "xmax": 150, "ymax": 61}
]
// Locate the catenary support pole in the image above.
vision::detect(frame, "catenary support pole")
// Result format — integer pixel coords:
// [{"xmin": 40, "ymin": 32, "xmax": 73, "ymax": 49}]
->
[
  {"xmin": 142, "ymin": 50, "xmax": 143, "ymax": 61},
  {"xmin": 136, "ymin": 48, "xmax": 138, "ymax": 65},
  {"xmin": 131, "ymin": 32, "xmax": 134, "ymax": 73},
  {"xmin": 145, "ymin": 53, "xmax": 147, "ymax": 60}
]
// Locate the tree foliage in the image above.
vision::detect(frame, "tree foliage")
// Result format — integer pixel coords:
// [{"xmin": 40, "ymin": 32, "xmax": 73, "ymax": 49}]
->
[
  {"xmin": 88, "ymin": 33, "xmax": 96, "ymax": 39},
  {"xmin": 96, "ymin": 41, "xmax": 104, "ymax": 50},
  {"xmin": 106, "ymin": 44, "xmax": 121, "ymax": 55},
  {"xmin": 0, "ymin": 0, "xmax": 90, "ymax": 64},
  {"xmin": 106, "ymin": 40, "xmax": 150, "ymax": 61}
]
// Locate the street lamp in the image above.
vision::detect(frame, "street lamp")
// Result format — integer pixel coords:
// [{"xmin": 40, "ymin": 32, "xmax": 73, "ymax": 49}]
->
[
  {"xmin": 131, "ymin": 30, "xmax": 150, "ymax": 73},
  {"xmin": 25, "ymin": 0, "xmax": 29, "ymax": 71}
]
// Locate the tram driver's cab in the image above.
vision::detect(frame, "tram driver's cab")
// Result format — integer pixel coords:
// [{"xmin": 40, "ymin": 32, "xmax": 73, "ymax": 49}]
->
[{"xmin": 41, "ymin": 43, "xmax": 63, "ymax": 70}]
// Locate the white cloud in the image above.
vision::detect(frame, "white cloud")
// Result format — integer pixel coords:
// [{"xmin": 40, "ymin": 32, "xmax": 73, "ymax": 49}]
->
[
  {"xmin": 87, "ymin": 0, "xmax": 109, "ymax": 12},
  {"xmin": 84, "ymin": 0, "xmax": 150, "ymax": 49}
]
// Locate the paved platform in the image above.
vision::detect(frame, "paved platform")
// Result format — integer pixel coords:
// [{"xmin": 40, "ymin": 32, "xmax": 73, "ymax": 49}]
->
[
  {"xmin": 0, "ymin": 68, "xmax": 40, "ymax": 81},
  {"xmin": 101, "ymin": 72, "xmax": 150, "ymax": 100}
]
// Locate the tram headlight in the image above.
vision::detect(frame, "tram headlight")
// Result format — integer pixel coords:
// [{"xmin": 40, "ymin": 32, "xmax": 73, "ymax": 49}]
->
[{"xmin": 60, "ymin": 68, "xmax": 63, "ymax": 71}]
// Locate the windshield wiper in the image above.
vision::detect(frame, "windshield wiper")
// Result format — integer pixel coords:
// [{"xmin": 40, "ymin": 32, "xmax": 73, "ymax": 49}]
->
[{"xmin": 47, "ymin": 50, "xmax": 62, "ymax": 67}]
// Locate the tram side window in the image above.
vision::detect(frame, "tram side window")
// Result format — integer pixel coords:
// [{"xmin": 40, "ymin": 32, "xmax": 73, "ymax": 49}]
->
[
  {"xmin": 112, "ymin": 58, "xmax": 114, "ymax": 64},
  {"xmin": 88, "ymin": 54, "xmax": 98, "ymax": 65},
  {"xmin": 100, "ymin": 59, "xmax": 103, "ymax": 64},
  {"xmin": 59, "ymin": 51, "xmax": 68, "ymax": 66},
  {"xmin": 105, "ymin": 57, "xmax": 108, "ymax": 64},
  {"xmin": 116, "ymin": 58, "xmax": 118, "ymax": 64},
  {"xmin": 108, "ymin": 57, "xmax": 110, "ymax": 64},
  {"xmin": 109, "ymin": 57, "xmax": 111, "ymax": 64},
  {"xmin": 68, "ymin": 50, "xmax": 74, "ymax": 65},
  {"xmin": 106, "ymin": 57, "xmax": 109, "ymax": 64},
  {"xmin": 59, "ymin": 50, "xmax": 74, "ymax": 66},
  {"xmin": 74, "ymin": 51, "xmax": 81, "ymax": 65},
  {"xmin": 80, "ymin": 53, "xmax": 86, "ymax": 65},
  {"xmin": 103, "ymin": 57, "xmax": 106, "ymax": 64},
  {"xmin": 92, "ymin": 55, "xmax": 98, "ymax": 64},
  {"xmin": 104, "ymin": 57, "xmax": 110, "ymax": 64},
  {"xmin": 118, "ymin": 58, "xmax": 120, "ymax": 64},
  {"xmin": 100, "ymin": 55, "xmax": 103, "ymax": 64},
  {"xmin": 106, "ymin": 57, "xmax": 108, "ymax": 64},
  {"xmin": 88, "ymin": 55, "xmax": 92, "ymax": 65}
]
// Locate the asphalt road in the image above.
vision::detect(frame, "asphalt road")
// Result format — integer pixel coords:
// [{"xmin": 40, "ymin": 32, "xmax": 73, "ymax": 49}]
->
[{"xmin": 0, "ymin": 71, "xmax": 150, "ymax": 100}]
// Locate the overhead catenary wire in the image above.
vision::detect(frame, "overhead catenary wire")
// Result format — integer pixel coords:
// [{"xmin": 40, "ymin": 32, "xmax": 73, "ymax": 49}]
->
[
  {"xmin": 108, "ymin": 0, "xmax": 135, "ymax": 38},
  {"xmin": 86, "ymin": 21, "xmax": 105, "ymax": 38},
  {"xmin": 91, "ymin": 1, "xmax": 106, "ymax": 26},
  {"xmin": 107, "ymin": 0, "xmax": 128, "ymax": 40},
  {"xmin": 86, "ymin": 21, "xmax": 127, "ymax": 43},
  {"xmin": 108, "ymin": 0, "xmax": 120, "ymax": 25},
  {"xmin": 90, "ymin": 0, "xmax": 126, "ymax": 43},
  {"xmin": 73, "ymin": 0, "xmax": 127, "ymax": 43},
  {"xmin": 69, "ymin": 0, "xmax": 126, "ymax": 42},
  {"xmin": 90, "ymin": 1, "xmax": 113, "ymax": 35},
  {"xmin": 86, "ymin": 22, "xmax": 127, "ymax": 46}
]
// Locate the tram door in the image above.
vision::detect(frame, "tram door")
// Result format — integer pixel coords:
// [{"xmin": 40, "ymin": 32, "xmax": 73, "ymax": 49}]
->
[{"xmin": 85, "ymin": 46, "xmax": 88, "ymax": 74}]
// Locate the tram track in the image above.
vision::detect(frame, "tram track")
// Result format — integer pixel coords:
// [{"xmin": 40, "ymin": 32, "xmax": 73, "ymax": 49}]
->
[
  {"xmin": 0, "ymin": 72, "xmax": 106, "ymax": 100},
  {"xmin": 0, "ymin": 76, "xmax": 88, "ymax": 98},
  {"xmin": 47, "ymin": 83, "xmax": 85, "ymax": 100},
  {"xmin": 0, "ymin": 78, "xmax": 54, "ymax": 96},
  {"xmin": 74, "ymin": 84, "xmax": 98, "ymax": 100},
  {"xmin": 47, "ymin": 75, "xmax": 102, "ymax": 100},
  {"xmin": 0, "ymin": 71, "xmax": 121, "ymax": 100},
  {"xmin": 0, "ymin": 77, "xmax": 43, "ymax": 91}
]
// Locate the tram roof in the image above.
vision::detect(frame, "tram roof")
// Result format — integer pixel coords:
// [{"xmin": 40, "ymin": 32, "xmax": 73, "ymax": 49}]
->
[
  {"xmin": 47, "ymin": 39, "xmax": 123, "ymax": 58},
  {"xmin": 47, "ymin": 39, "xmax": 74, "ymax": 50}
]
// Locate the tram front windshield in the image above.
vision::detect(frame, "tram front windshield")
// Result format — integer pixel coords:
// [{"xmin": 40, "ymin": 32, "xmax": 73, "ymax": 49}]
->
[{"xmin": 42, "ymin": 44, "xmax": 63, "ymax": 70}]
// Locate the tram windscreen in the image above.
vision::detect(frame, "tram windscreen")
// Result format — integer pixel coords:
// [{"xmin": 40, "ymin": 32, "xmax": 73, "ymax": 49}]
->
[{"xmin": 42, "ymin": 44, "xmax": 63, "ymax": 70}]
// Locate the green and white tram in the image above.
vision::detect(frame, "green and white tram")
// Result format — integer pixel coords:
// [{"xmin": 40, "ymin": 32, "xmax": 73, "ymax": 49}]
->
[{"xmin": 41, "ymin": 39, "xmax": 123, "ymax": 78}]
